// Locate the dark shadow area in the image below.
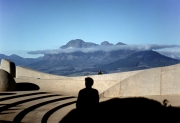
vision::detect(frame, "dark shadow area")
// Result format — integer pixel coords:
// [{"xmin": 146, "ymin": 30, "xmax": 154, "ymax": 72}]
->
[
  {"xmin": 4, "ymin": 108, "xmax": 21, "ymax": 111},
  {"xmin": 15, "ymin": 82, "xmax": 40, "ymax": 91},
  {"xmin": 0, "ymin": 93, "xmax": 16, "ymax": 96},
  {"xmin": 0, "ymin": 112, "xmax": 15, "ymax": 115},
  {"xmin": 0, "ymin": 92, "xmax": 47, "ymax": 101},
  {"xmin": 13, "ymin": 96, "xmax": 75, "ymax": 123},
  {"xmin": 59, "ymin": 97, "xmax": 180, "ymax": 123},
  {"xmin": 0, "ymin": 120, "xmax": 14, "ymax": 123}
]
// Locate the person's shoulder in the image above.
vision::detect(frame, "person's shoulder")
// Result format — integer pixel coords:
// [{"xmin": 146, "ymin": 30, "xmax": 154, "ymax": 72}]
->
[
  {"xmin": 92, "ymin": 88, "xmax": 98, "ymax": 92},
  {"xmin": 79, "ymin": 88, "xmax": 86, "ymax": 92}
]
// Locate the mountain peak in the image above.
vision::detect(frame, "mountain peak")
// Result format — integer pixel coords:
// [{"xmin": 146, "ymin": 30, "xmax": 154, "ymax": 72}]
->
[
  {"xmin": 60, "ymin": 39, "xmax": 98, "ymax": 48},
  {"xmin": 116, "ymin": 42, "xmax": 126, "ymax": 45},
  {"xmin": 101, "ymin": 41, "xmax": 113, "ymax": 46}
]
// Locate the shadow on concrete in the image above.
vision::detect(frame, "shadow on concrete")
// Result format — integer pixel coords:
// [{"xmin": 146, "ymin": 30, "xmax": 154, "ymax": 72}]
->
[
  {"xmin": 0, "ymin": 112, "xmax": 16, "ymax": 115},
  {"xmin": 41, "ymin": 101, "xmax": 76, "ymax": 123},
  {"xmin": 0, "ymin": 120, "xmax": 14, "ymax": 123},
  {"xmin": 15, "ymin": 82, "xmax": 40, "ymax": 91},
  {"xmin": 0, "ymin": 92, "xmax": 47, "ymax": 102},
  {"xmin": 0, "ymin": 93, "xmax": 16, "ymax": 96},
  {"xmin": 0, "ymin": 94, "xmax": 59, "ymax": 113},
  {"xmin": 13, "ymin": 97, "xmax": 75, "ymax": 123},
  {"xmin": 59, "ymin": 97, "xmax": 180, "ymax": 123}
]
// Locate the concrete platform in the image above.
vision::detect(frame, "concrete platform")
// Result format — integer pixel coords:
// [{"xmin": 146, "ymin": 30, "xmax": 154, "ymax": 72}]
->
[{"xmin": 0, "ymin": 91, "xmax": 180, "ymax": 123}]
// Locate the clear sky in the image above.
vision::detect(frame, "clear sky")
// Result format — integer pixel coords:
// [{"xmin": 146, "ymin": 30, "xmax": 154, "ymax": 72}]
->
[{"xmin": 0, "ymin": 0, "xmax": 180, "ymax": 58}]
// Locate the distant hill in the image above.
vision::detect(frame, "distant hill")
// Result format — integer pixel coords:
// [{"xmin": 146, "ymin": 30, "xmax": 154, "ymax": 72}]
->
[
  {"xmin": 99, "ymin": 50, "xmax": 179, "ymax": 72},
  {"xmin": 26, "ymin": 49, "xmax": 179, "ymax": 76},
  {"xmin": 0, "ymin": 54, "xmax": 42, "ymax": 66}
]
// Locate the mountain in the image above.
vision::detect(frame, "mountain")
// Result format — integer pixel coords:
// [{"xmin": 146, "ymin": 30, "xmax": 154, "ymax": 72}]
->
[
  {"xmin": 26, "ymin": 49, "xmax": 180, "ymax": 76},
  {"xmin": 116, "ymin": 42, "xmax": 126, "ymax": 45},
  {"xmin": 99, "ymin": 50, "xmax": 179, "ymax": 72},
  {"xmin": 101, "ymin": 41, "xmax": 113, "ymax": 46},
  {"xmin": 60, "ymin": 39, "xmax": 98, "ymax": 48},
  {"xmin": 26, "ymin": 49, "xmax": 136, "ymax": 75},
  {"xmin": 0, "ymin": 54, "xmax": 42, "ymax": 66}
]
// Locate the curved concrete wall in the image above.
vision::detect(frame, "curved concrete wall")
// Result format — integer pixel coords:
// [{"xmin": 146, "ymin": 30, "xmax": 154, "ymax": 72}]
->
[
  {"xmin": 0, "ymin": 59, "xmax": 16, "ymax": 77},
  {"xmin": 2, "ymin": 58, "xmax": 180, "ymax": 97},
  {"xmin": 101, "ymin": 64, "xmax": 180, "ymax": 97},
  {"xmin": 161, "ymin": 64, "xmax": 180, "ymax": 95},
  {"xmin": 15, "ymin": 78, "xmax": 118, "ymax": 97},
  {"xmin": 70, "ymin": 70, "xmax": 143, "ymax": 81},
  {"xmin": 16, "ymin": 64, "xmax": 142, "ymax": 81},
  {"xmin": 16, "ymin": 66, "xmax": 69, "ymax": 79}
]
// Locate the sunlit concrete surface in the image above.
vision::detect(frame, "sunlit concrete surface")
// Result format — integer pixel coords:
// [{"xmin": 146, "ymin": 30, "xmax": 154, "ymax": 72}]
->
[{"xmin": 14, "ymin": 63, "xmax": 180, "ymax": 97}]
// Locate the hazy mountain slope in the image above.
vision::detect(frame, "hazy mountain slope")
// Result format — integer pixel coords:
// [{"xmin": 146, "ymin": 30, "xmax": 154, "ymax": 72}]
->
[
  {"xmin": 100, "ymin": 50, "xmax": 179, "ymax": 72},
  {"xmin": 25, "ymin": 50, "xmax": 180, "ymax": 76},
  {"xmin": 26, "ymin": 49, "xmax": 136, "ymax": 73},
  {"xmin": 0, "ymin": 54, "xmax": 42, "ymax": 66}
]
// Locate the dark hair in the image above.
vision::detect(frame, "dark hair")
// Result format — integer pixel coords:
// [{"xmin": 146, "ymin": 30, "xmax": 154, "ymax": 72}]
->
[{"xmin": 85, "ymin": 77, "xmax": 94, "ymax": 87}]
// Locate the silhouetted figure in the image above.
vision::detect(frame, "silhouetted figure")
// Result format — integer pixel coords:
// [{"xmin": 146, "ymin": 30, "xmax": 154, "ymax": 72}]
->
[
  {"xmin": 98, "ymin": 70, "xmax": 102, "ymax": 75},
  {"xmin": 76, "ymin": 77, "xmax": 99, "ymax": 122}
]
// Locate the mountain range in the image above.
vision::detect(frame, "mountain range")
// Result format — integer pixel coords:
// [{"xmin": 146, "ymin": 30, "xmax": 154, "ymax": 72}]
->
[{"xmin": 0, "ymin": 39, "xmax": 179, "ymax": 76}]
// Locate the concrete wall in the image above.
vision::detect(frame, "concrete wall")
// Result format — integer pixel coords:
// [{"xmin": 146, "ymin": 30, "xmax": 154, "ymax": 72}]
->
[
  {"xmin": 120, "ymin": 67, "xmax": 161, "ymax": 97},
  {"xmin": 16, "ymin": 66, "xmax": 69, "ymax": 79},
  {"xmin": 2, "ymin": 58, "xmax": 180, "ymax": 97},
  {"xmin": 101, "ymin": 64, "xmax": 180, "ymax": 97},
  {"xmin": 161, "ymin": 64, "xmax": 180, "ymax": 95},
  {"xmin": 70, "ymin": 70, "xmax": 143, "ymax": 81},
  {"xmin": 15, "ymin": 78, "xmax": 118, "ymax": 97},
  {"xmin": 0, "ymin": 59, "xmax": 16, "ymax": 77},
  {"xmin": 16, "ymin": 64, "xmax": 142, "ymax": 81}
]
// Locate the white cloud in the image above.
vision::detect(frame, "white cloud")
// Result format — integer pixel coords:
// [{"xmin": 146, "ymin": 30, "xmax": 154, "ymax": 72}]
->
[
  {"xmin": 156, "ymin": 50, "xmax": 180, "ymax": 60},
  {"xmin": 27, "ymin": 44, "xmax": 180, "ymax": 60}
]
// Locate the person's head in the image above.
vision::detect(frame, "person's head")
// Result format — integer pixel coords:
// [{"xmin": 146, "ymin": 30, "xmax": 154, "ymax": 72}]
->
[{"xmin": 85, "ymin": 77, "xmax": 94, "ymax": 88}]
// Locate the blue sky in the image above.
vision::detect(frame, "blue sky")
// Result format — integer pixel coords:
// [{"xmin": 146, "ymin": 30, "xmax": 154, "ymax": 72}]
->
[{"xmin": 0, "ymin": 0, "xmax": 180, "ymax": 58}]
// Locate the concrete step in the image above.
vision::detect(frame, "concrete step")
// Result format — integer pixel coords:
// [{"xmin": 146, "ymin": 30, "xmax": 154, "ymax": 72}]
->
[
  {"xmin": 0, "ymin": 91, "xmax": 72, "ymax": 122},
  {"xmin": 0, "ymin": 94, "xmax": 63, "ymax": 121}
]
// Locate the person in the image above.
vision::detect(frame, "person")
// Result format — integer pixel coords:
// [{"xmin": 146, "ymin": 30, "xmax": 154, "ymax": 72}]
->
[
  {"xmin": 98, "ymin": 70, "xmax": 102, "ymax": 75},
  {"xmin": 76, "ymin": 77, "xmax": 99, "ymax": 122}
]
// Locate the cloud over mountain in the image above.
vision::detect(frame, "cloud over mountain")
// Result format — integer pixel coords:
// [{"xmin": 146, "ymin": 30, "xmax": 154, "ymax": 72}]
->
[
  {"xmin": 28, "ymin": 44, "xmax": 180, "ymax": 55},
  {"xmin": 158, "ymin": 50, "xmax": 180, "ymax": 60}
]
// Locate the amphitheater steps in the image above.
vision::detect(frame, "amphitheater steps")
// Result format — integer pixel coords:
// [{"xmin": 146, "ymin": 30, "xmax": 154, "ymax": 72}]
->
[
  {"xmin": 0, "ymin": 91, "xmax": 111, "ymax": 123},
  {"xmin": 0, "ymin": 91, "xmax": 76, "ymax": 123}
]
